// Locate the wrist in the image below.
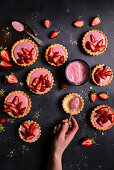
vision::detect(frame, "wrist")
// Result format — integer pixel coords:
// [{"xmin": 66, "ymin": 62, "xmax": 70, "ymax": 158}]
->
[{"xmin": 50, "ymin": 149, "xmax": 62, "ymax": 161}]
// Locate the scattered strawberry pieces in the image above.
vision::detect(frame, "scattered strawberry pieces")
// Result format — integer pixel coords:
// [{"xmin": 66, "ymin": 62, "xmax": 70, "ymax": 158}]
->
[
  {"xmin": 90, "ymin": 90, "xmax": 97, "ymax": 102},
  {"xmin": 0, "ymin": 118, "xmax": 7, "ymax": 124},
  {"xmin": 61, "ymin": 82, "xmax": 67, "ymax": 90},
  {"xmin": 51, "ymin": 31, "xmax": 60, "ymax": 39},
  {"xmin": 73, "ymin": 20, "xmax": 84, "ymax": 28},
  {"xmin": 5, "ymin": 74, "xmax": 18, "ymax": 84},
  {"xmin": 92, "ymin": 17, "xmax": 101, "ymax": 26},
  {"xmin": 82, "ymin": 138, "xmax": 95, "ymax": 147},
  {"xmin": 0, "ymin": 60, "xmax": 12, "ymax": 68},
  {"xmin": 0, "ymin": 89, "xmax": 5, "ymax": 98},
  {"xmin": 44, "ymin": 19, "xmax": 51, "ymax": 28},
  {"xmin": 0, "ymin": 47, "xmax": 10, "ymax": 61},
  {"xmin": 99, "ymin": 92, "xmax": 109, "ymax": 100}
]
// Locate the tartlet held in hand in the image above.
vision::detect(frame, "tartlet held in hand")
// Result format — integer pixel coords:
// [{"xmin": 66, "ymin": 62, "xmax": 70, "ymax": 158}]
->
[
  {"xmin": 82, "ymin": 30, "xmax": 108, "ymax": 56},
  {"xmin": 62, "ymin": 93, "xmax": 84, "ymax": 115},
  {"xmin": 26, "ymin": 68, "xmax": 54, "ymax": 94},
  {"xmin": 92, "ymin": 64, "xmax": 113, "ymax": 86},
  {"xmin": 91, "ymin": 105, "xmax": 114, "ymax": 131},
  {"xmin": 4, "ymin": 91, "xmax": 31, "ymax": 118},
  {"xmin": 19, "ymin": 120, "xmax": 41, "ymax": 143},
  {"xmin": 45, "ymin": 44, "xmax": 68, "ymax": 66},
  {"xmin": 11, "ymin": 39, "xmax": 38, "ymax": 67}
]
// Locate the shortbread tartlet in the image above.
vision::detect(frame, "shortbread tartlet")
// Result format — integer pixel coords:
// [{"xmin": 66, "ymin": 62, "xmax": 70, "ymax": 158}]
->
[
  {"xmin": 4, "ymin": 91, "xmax": 31, "ymax": 118},
  {"xmin": 45, "ymin": 44, "xmax": 68, "ymax": 66},
  {"xmin": 26, "ymin": 68, "xmax": 54, "ymax": 94},
  {"xmin": 92, "ymin": 64, "xmax": 113, "ymax": 86},
  {"xmin": 19, "ymin": 120, "xmax": 41, "ymax": 143},
  {"xmin": 11, "ymin": 39, "xmax": 38, "ymax": 67},
  {"xmin": 62, "ymin": 93, "xmax": 84, "ymax": 115},
  {"xmin": 82, "ymin": 30, "xmax": 108, "ymax": 55},
  {"xmin": 91, "ymin": 105, "xmax": 114, "ymax": 131}
]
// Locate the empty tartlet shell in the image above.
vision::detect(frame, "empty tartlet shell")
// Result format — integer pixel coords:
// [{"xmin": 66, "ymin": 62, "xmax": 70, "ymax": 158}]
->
[
  {"xmin": 4, "ymin": 91, "xmax": 31, "ymax": 118},
  {"xmin": 91, "ymin": 105, "xmax": 114, "ymax": 131},
  {"xmin": 45, "ymin": 44, "xmax": 68, "ymax": 66},
  {"xmin": 11, "ymin": 39, "xmax": 38, "ymax": 67},
  {"xmin": 19, "ymin": 120, "xmax": 41, "ymax": 143},
  {"xmin": 82, "ymin": 29, "xmax": 108, "ymax": 56},
  {"xmin": 62, "ymin": 93, "xmax": 84, "ymax": 115},
  {"xmin": 26, "ymin": 68, "xmax": 54, "ymax": 94},
  {"xmin": 92, "ymin": 64, "xmax": 113, "ymax": 86}
]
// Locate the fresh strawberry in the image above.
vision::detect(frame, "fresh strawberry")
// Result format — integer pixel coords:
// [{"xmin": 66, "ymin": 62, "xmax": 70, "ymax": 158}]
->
[
  {"xmin": 82, "ymin": 138, "xmax": 95, "ymax": 147},
  {"xmin": 12, "ymin": 96, "xmax": 19, "ymax": 105},
  {"xmin": 73, "ymin": 20, "xmax": 84, "ymax": 28},
  {"xmin": 99, "ymin": 107, "xmax": 109, "ymax": 112},
  {"xmin": 0, "ymin": 60, "xmax": 12, "ymax": 67},
  {"xmin": 32, "ymin": 77, "xmax": 39, "ymax": 86},
  {"xmin": 16, "ymin": 102, "xmax": 22, "ymax": 110},
  {"xmin": 44, "ymin": 74, "xmax": 48, "ymax": 80},
  {"xmin": 3, "ymin": 108, "xmax": 12, "ymax": 113},
  {"xmin": 95, "ymin": 74, "xmax": 101, "ymax": 84},
  {"xmin": 99, "ymin": 92, "xmax": 109, "ymax": 100},
  {"xmin": 53, "ymin": 52, "xmax": 59, "ymax": 57},
  {"xmin": 29, "ymin": 123, "xmax": 36, "ymax": 130},
  {"xmin": 29, "ymin": 84, "xmax": 35, "ymax": 91},
  {"xmin": 93, "ymin": 40, "xmax": 98, "ymax": 46},
  {"xmin": 23, "ymin": 122, "xmax": 29, "ymax": 130},
  {"xmin": 29, "ymin": 128, "xmax": 33, "ymax": 136},
  {"xmin": 30, "ymin": 48, "xmax": 35, "ymax": 55},
  {"xmin": 35, "ymin": 81, "xmax": 42, "ymax": 91},
  {"xmin": 92, "ymin": 17, "xmax": 101, "ymax": 26},
  {"xmin": 32, "ymin": 127, "xmax": 38, "ymax": 134},
  {"xmin": 108, "ymin": 114, "xmax": 114, "ymax": 123},
  {"xmin": 17, "ymin": 59, "xmax": 25, "ymax": 64},
  {"xmin": 0, "ymin": 118, "xmax": 7, "ymax": 124},
  {"xmin": 22, "ymin": 48, "xmax": 29, "ymax": 54},
  {"xmin": 5, "ymin": 74, "xmax": 18, "ymax": 84},
  {"xmin": 97, "ymin": 117, "xmax": 103, "ymax": 127},
  {"xmin": 45, "ymin": 79, "xmax": 51, "ymax": 88},
  {"xmin": 98, "ymin": 45, "xmax": 106, "ymax": 52},
  {"xmin": 0, "ymin": 47, "xmax": 10, "ymax": 61},
  {"xmin": 86, "ymin": 41, "xmax": 91, "ymax": 50},
  {"xmin": 48, "ymin": 48, "xmax": 53, "ymax": 57},
  {"xmin": 99, "ymin": 70, "xmax": 107, "ymax": 79},
  {"xmin": 104, "ymin": 71, "xmax": 112, "ymax": 76},
  {"xmin": 48, "ymin": 56, "xmax": 53, "ymax": 63},
  {"xmin": 21, "ymin": 131, "xmax": 27, "ymax": 137},
  {"xmin": 95, "ymin": 68, "xmax": 102, "ymax": 75},
  {"xmin": 26, "ymin": 135, "xmax": 35, "ymax": 140},
  {"xmin": 24, "ymin": 58, "xmax": 30, "ymax": 64},
  {"xmin": 40, "ymin": 86, "xmax": 46, "ymax": 92},
  {"xmin": 88, "ymin": 42, "xmax": 96, "ymax": 52},
  {"xmin": 61, "ymin": 82, "xmax": 67, "ymax": 90},
  {"xmin": 90, "ymin": 34, "xmax": 95, "ymax": 42},
  {"xmin": 22, "ymin": 54, "xmax": 31, "ymax": 59},
  {"xmin": 19, "ymin": 107, "xmax": 26, "ymax": 115},
  {"xmin": 17, "ymin": 52, "xmax": 23, "ymax": 58},
  {"xmin": 97, "ymin": 39, "xmax": 103, "ymax": 46},
  {"xmin": 44, "ymin": 19, "xmax": 51, "ymax": 28},
  {"xmin": 10, "ymin": 106, "xmax": 18, "ymax": 113},
  {"xmin": 51, "ymin": 31, "xmax": 60, "ymax": 39},
  {"xmin": 59, "ymin": 56, "xmax": 64, "ymax": 64},
  {"xmin": 0, "ymin": 89, "xmax": 4, "ymax": 98},
  {"xmin": 90, "ymin": 90, "xmax": 97, "ymax": 102},
  {"xmin": 53, "ymin": 56, "xmax": 61, "ymax": 65},
  {"xmin": 39, "ymin": 75, "xmax": 44, "ymax": 82},
  {"xmin": 103, "ymin": 65, "xmax": 108, "ymax": 72},
  {"xmin": 5, "ymin": 102, "xmax": 15, "ymax": 107}
]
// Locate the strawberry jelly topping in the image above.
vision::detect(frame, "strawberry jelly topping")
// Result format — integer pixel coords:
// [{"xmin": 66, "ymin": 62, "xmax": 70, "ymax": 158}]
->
[
  {"xmin": 70, "ymin": 97, "xmax": 80, "ymax": 109},
  {"xmin": 66, "ymin": 61, "xmax": 89, "ymax": 85},
  {"xmin": 12, "ymin": 21, "xmax": 24, "ymax": 32},
  {"xmin": 52, "ymin": 45, "xmax": 65, "ymax": 58}
]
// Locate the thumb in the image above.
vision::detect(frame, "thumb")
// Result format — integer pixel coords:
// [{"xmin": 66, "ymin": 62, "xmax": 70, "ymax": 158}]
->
[{"xmin": 59, "ymin": 122, "xmax": 68, "ymax": 137}]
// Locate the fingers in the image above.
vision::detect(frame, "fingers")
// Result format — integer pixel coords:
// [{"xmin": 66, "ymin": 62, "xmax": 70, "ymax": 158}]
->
[{"xmin": 59, "ymin": 122, "xmax": 68, "ymax": 137}]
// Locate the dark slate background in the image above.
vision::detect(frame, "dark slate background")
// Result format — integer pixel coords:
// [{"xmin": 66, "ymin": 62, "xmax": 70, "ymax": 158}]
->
[{"xmin": 0, "ymin": 0, "xmax": 114, "ymax": 170}]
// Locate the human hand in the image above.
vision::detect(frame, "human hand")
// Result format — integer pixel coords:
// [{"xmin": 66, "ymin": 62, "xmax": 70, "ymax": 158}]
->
[{"xmin": 51, "ymin": 116, "xmax": 79, "ymax": 158}]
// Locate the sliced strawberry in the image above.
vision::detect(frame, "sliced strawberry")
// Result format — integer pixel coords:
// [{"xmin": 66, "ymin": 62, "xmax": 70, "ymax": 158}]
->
[
  {"xmin": 95, "ymin": 74, "xmax": 101, "ymax": 84},
  {"xmin": 45, "ymin": 79, "xmax": 51, "ymax": 88},
  {"xmin": 97, "ymin": 117, "xmax": 103, "ymax": 127},
  {"xmin": 29, "ymin": 128, "xmax": 33, "ymax": 136},
  {"xmin": 16, "ymin": 102, "xmax": 22, "ymax": 110},
  {"xmin": 61, "ymin": 82, "xmax": 67, "ymax": 89},
  {"xmin": 40, "ymin": 85, "xmax": 46, "ymax": 92},
  {"xmin": 48, "ymin": 56, "xmax": 53, "ymax": 63},
  {"xmin": 26, "ymin": 135, "xmax": 35, "ymax": 140},
  {"xmin": 48, "ymin": 48, "xmax": 53, "ymax": 57},
  {"xmin": 103, "ymin": 65, "xmax": 108, "ymax": 72},
  {"xmin": 44, "ymin": 74, "xmax": 48, "ymax": 80},
  {"xmin": 13, "ymin": 111, "xmax": 19, "ymax": 116},
  {"xmin": 92, "ymin": 17, "xmax": 101, "ymax": 26},
  {"xmin": 44, "ymin": 19, "xmax": 51, "ymax": 28},
  {"xmin": 0, "ymin": 47, "xmax": 10, "ymax": 61},
  {"xmin": 22, "ymin": 54, "xmax": 31, "ymax": 59},
  {"xmin": 90, "ymin": 34, "xmax": 95, "ymax": 42},
  {"xmin": 98, "ymin": 45, "xmax": 106, "ymax": 52},
  {"xmin": 30, "ymin": 55, "xmax": 34, "ymax": 61},
  {"xmin": 104, "ymin": 71, "xmax": 112, "ymax": 76},
  {"xmin": 3, "ymin": 108, "xmax": 12, "ymax": 113},
  {"xmin": 59, "ymin": 56, "xmax": 64, "ymax": 64},
  {"xmin": 97, "ymin": 39, "xmax": 103, "ymax": 47},
  {"xmin": 24, "ymin": 58, "xmax": 30, "ymax": 64},
  {"xmin": 73, "ymin": 20, "xmax": 84, "ymax": 28},
  {"xmin": 5, "ymin": 102, "xmax": 15, "ymax": 107},
  {"xmin": 0, "ymin": 89, "xmax": 5, "ymax": 98},
  {"xmin": 10, "ymin": 106, "xmax": 18, "ymax": 113},
  {"xmin": 32, "ymin": 77, "xmax": 39, "ymax": 86},
  {"xmin": 12, "ymin": 96, "xmax": 19, "ymax": 105},
  {"xmin": 86, "ymin": 41, "xmax": 91, "ymax": 50},
  {"xmin": 88, "ymin": 42, "xmax": 96, "ymax": 52},
  {"xmin": 17, "ymin": 52, "xmax": 23, "ymax": 58},
  {"xmin": 0, "ymin": 60, "xmax": 12, "ymax": 68},
  {"xmin": 29, "ymin": 84, "xmax": 35, "ymax": 91},
  {"xmin": 18, "ymin": 107, "xmax": 26, "ymax": 115},
  {"xmin": 82, "ymin": 138, "xmax": 95, "ymax": 147},
  {"xmin": 99, "ymin": 107, "xmax": 109, "ymax": 112},
  {"xmin": 107, "ymin": 114, "xmax": 114, "ymax": 123},
  {"xmin": 23, "ymin": 122, "xmax": 29, "ymax": 130},
  {"xmin": 95, "ymin": 68, "xmax": 102, "ymax": 75},
  {"xmin": 102, "ymin": 117, "xmax": 108, "ymax": 124},
  {"xmin": 93, "ymin": 40, "xmax": 98, "ymax": 46},
  {"xmin": 35, "ymin": 81, "xmax": 42, "ymax": 91},
  {"xmin": 5, "ymin": 74, "xmax": 18, "ymax": 84},
  {"xmin": 29, "ymin": 123, "xmax": 36, "ymax": 130},
  {"xmin": 30, "ymin": 48, "xmax": 35, "ymax": 55},
  {"xmin": 53, "ymin": 52, "xmax": 59, "ymax": 57},
  {"xmin": 99, "ymin": 92, "xmax": 109, "ymax": 100},
  {"xmin": 22, "ymin": 48, "xmax": 29, "ymax": 54},
  {"xmin": 17, "ymin": 59, "xmax": 25, "ymax": 64},
  {"xmin": 0, "ymin": 118, "xmax": 7, "ymax": 124},
  {"xmin": 53, "ymin": 56, "xmax": 61, "ymax": 65},
  {"xmin": 20, "ymin": 131, "xmax": 27, "ymax": 137},
  {"xmin": 90, "ymin": 90, "xmax": 97, "ymax": 102},
  {"xmin": 51, "ymin": 31, "xmax": 60, "ymax": 39},
  {"xmin": 100, "ymin": 70, "xmax": 107, "ymax": 79},
  {"xmin": 32, "ymin": 127, "xmax": 38, "ymax": 134},
  {"xmin": 39, "ymin": 75, "xmax": 44, "ymax": 82}
]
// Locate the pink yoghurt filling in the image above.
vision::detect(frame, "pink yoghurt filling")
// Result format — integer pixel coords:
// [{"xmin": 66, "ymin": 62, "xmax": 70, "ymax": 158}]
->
[
  {"xmin": 66, "ymin": 61, "xmax": 89, "ymax": 85},
  {"xmin": 70, "ymin": 97, "xmax": 79, "ymax": 109},
  {"xmin": 12, "ymin": 21, "xmax": 24, "ymax": 32},
  {"xmin": 52, "ymin": 45, "xmax": 65, "ymax": 58}
]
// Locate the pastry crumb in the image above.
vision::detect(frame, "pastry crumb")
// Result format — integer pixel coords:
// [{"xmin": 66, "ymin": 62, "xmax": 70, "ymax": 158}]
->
[
  {"xmin": 70, "ymin": 40, "xmax": 78, "ymax": 45},
  {"xmin": 19, "ymin": 82, "xmax": 24, "ymax": 86},
  {"xmin": 89, "ymin": 86, "xmax": 93, "ymax": 89}
]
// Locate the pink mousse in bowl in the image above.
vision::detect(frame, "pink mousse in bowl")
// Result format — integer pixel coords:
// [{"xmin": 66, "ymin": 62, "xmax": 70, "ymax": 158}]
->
[{"xmin": 65, "ymin": 60, "xmax": 90, "ymax": 85}]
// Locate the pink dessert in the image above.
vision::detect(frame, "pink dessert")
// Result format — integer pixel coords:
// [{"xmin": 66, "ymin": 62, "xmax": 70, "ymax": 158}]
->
[
  {"xmin": 12, "ymin": 21, "xmax": 24, "ymax": 32},
  {"xmin": 70, "ymin": 97, "xmax": 80, "ymax": 109},
  {"xmin": 52, "ymin": 45, "xmax": 65, "ymax": 58},
  {"xmin": 66, "ymin": 60, "xmax": 90, "ymax": 85}
]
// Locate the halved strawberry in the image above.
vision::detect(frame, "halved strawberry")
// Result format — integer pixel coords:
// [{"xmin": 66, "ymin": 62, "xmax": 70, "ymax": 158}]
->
[
  {"xmin": 10, "ymin": 106, "xmax": 18, "ymax": 113},
  {"xmin": 39, "ymin": 75, "xmax": 44, "ymax": 82},
  {"xmin": 98, "ymin": 45, "xmax": 106, "ymax": 52},
  {"xmin": 97, "ymin": 117, "xmax": 104, "ymax": 127},
  {"xmin": 0, "ymin": 89, "xmax": 4, "ymax": 98},
  {"xmin": 99, "ymin": 107, "xmax": 109, "ymax": 112},
  {"xmin": 45, "ymin": 79, "xmax": 51, "ymax": 88},
  {"xmin": 102, "ymin": 117, "xmax": 108, "ymax": 124},
  {"xmin": 59, "ymin": 56, "xmax": 64, "ymax": 64},
  {"xmin": 29, "ymin": 85, "xmax": 35, "ymax": 91},
  {"xmin": 26, "ymin": 135, "xmax": 35, "ymax": 140},
  {"xmin": 93, "ymin": 40, "xmax": 98, "ymax": 46},
  {"xmin": 35, "ymin": 81, "xmax": 42, "ymax": 91},
  {"xmin": 17, "ymin": 59, "xmax": 25, "ymax": 64},
  {"xmin": 86, "ymin": 41, "xmax": 91, "ymax": 50},
  {"xmin": 88, "ymin": 42, "xmax": 96, "ymax": 52},
  {"xmin": 0, "ymin": 60, "xmax": 12, "ymax": 68},
  {"xmin": 40, "ymin": 85, "xmax": 46, "ymax": 92},
  {"xmin": 44, "ymin": 74, "xmax": 48, "ymax": 80},
  {"xmin": 90, "ymin": 34, "xmax": 95, "ymax": 42},
  {"xmin": 18, "ymin": 107, "xmax": 26, "ymax": 115},
  {"xmin": 44, "ymin": 19, "xmax": 51, "ymax": 28},
  {"xmin": 32, "ymin": 77, "xmax": 39, "ymax": 86},
  {"xmin": 32, "ymin": 127, "xmax": 38, "ymax": 134},
  {"xmin": 29, "ymin": 128, "xmax": 33, "ymax": 136},
  {"xmin": 99, "ymin": 70, "xmax": 107, "ymax": 79},
  {"xmin": 23, "ymin": 122, "xmax": 29, "ymax": 130},
  {"xmin": 12, "ymin": 96, "xmax": 19, "ymax": 105},
  {"xmin": 22, "ymin": 54, "xmax": 31, "ymax": 59},
  {"xmin": 16, "ymin": 102, "xmax": 22, "ymax": 110},
  {"xmin": 95, "ymin": 68, "xmax": 102, "ymax": 75},
  {"xmin": 0, "ymin": 47, "xmax": 10, "ymax": 61},
  {"xmin": 3, "ymin": 108, "xmax": 12, "ymax": 113},
  {"xmin": 48, "ymin": 56, "xmax": 53, "ymax": 63},
  {"xmin": 103, "ymin": 65, "xmax": 108, "ymax": 72},
  {"xmin": 53, "ymin": 52, "xmax": 59, "ymax": 57},
  {"xmin": 90, "ymin": 90, "xmax": 97, "ymax": 102},
  {"xmin": 17, "ymin": 52, "xmax": 23, "ymax": 58},
  {"xmin": 5, "ymin": 74, "xmax": 18, "ymax": 84},
  {"xmin": 97, "ymin": 39, "xmax": 103, "ymax": 46},
  {"xmin": 51, "ymin": 31, "xmax": 60, "ymax": 39},
  {"xmin": 95, "ymin": 74, "xmax": 101, "ymax": 84},
  {"xmin": 82, "ymin": 138, "xmax": 95, "ymax": 147},
  {"xmin": 53, "ymin": 56, "xmax": 61, "ymax": 65},
  {"xmin": 92, "ymin": 17, "xmax": 101, "ymax": 26},
  {"xmin": 48, "ymin": 48, "xmax": 53, "ymax": 57},
  {"xmin": 22, "ymin": 48, "xmax": 29, "ymax": 54},
  {"xmin": 104, "ymin": 71, "xmax": 112, "ymax": 76},
  {"xmin": 0, "ymin": 118, "xmax": 7, "ymax": 124},
  {"xmin": 73, "ymin": 20, "xmax": 84, "ymax": 28},
  {"xmin": 5, "ymin": 102, "xmax": 15, "ymax": 107},
  {"xmin": 29, "ymin": 123, "xmax": 36, "ymax": 130},
  {"xmin": 24, "ymin": 58, "xmax": 30, "ymax": 64},
  {"xmin": 21, "ymin": 131, "xmax": 27, "ymax": 137},
  {"xmin": 107, "ymin": 114, "xmax": 114, "ymax": 123},
  {"xmin": 61, "ymin": 82, "xmax": 67, "ymax": 90},
  {"xmin": 99, "ymin": 92, "xmax": 109, "ymax": 100},
  {"xmin": 30, "ymin": 48, "xmax": 35, "ymax": 55}
]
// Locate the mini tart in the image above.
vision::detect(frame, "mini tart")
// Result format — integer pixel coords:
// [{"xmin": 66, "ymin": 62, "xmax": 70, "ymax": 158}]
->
[
  {"xmin": 82, "ymin": 29, "xmax": 108, "ymax": 56},
  {"xmin": 26, "ymin": 68, "xmax": 54, "ymax": 94},
  {"xmin": 45, "ymin": 44, "xmax": 68, "ymax": 66},
  {"xmin": 92, "ymin": 64, "xmax": 113, "ymax": 86},
  {"xmin": 4, "ymin": 91, "xmax": 31, "ymax": 118},
  {"xmin": 62, "ymin": 93, "xmax": 84, "ymax": 115},
  {"xmin": 91, "ymin": 105, "xmax": 114, "ymax": 131},
  {"xmin": 11, "ymin": 39, "xmax": 38, "ymax": 67},
  {"xmin": 19, "ymin": 120, "xmax": 41, "ymax": 143}
]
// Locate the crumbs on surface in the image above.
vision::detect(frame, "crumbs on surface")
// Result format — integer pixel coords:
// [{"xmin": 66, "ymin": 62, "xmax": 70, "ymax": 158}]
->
[
  {"xmin": 7, "ymin": 118, "xmax": 15, "ymax": 124},
  {"xmin": 89, "ymin": 86, "xmax": 93, "ymax": 90},
  {"xmin": 70, "ymin": 40, "xmax": 78, "ymax": 45},
  {"xmin": 19, "ymin": 82, "xmax": 24, "ymax": 86}
]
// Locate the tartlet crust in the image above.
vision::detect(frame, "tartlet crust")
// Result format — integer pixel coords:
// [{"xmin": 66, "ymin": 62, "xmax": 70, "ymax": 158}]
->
[
  {"xmin": 4, "ymin": 91, "xmax": 31, "ymax": 118},
  {"xmin": 11, "ymin": 39, "xmax": 38, "ymax": 67},
  {"xmin": 91, "ymin": 105, "xmax": 114, "ymax": 131},
  {"xmin": 82, "ymin": 29, "xmax": 108, "ymax": 56},
  {"xmin": 45, "ymin": 44, "xmax": 68, "ymax": 66},
  {"xmin": 92, "ymin": 64, "xmax": 113, "ymax": 86},
  {"xmin": 62, "ymin": 93, "xmax": 84, "ymax": 115},
  {"xmin": 19, "ymin": 120, "xmax": 41, "ymax": 143},
  {"xmin": 26, "ymin": 68, "xmax": 54, "ymax": 94}
]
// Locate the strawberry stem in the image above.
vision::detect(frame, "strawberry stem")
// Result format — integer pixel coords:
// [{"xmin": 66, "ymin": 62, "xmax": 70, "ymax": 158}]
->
[{"xmin": 0, "ymin": 124, "xmax": 5, "ymax": 132}]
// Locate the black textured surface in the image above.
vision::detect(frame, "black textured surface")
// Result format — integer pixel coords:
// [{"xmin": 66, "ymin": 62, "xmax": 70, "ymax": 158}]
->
[{"xmin": 0, "ymin": 0, "xmax": 114, "ymax": 170}]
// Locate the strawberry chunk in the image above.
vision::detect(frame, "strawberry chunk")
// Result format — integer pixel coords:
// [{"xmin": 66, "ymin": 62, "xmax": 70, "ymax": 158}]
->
[
  {"xmin": 104, "ymin": 71, "xmax": 112, "ymax": 76},
  {"xmin": 44, "ymin": 74, "xmax": 48, "ymax": 80},
  {"xmin": 99, "ymin": 92, "xmax": 109, "ymax": 100},
  {"xmin": 22, "ymin": 48, "xmax": 29, "ymax": 54},
  {"xmin": 93, "ymin": 40, "xmax": 98, "ymax": 46},
  {"xmin": 53, "ymin": 52, "xmax": 59, "ymax": 57},
  {"xmin": 35, "ymin": 81, "xmax": 42, "ymax": 91},
  {"xmin": 95, "ymin": 68, "xmax": 102, "ymax": 75},
  {"xmin": 17, "ymin": 59, "xmax": 25, "ymax": 64},
  {"xmin": 103, "ymin": 65, "xmax": 108, "ymax": 72},
  {"xmin": 3, "ymin": 108, "xmax": 12, "ymax": 113},
  {"xmin": 23, "ymin": 122, "xmax": 29, "ymax": 130},
  {"xmin": 24, "ymin": 58, "xmax": 30, "ymax": 64},
  {"xmin": 19, "ymin": 107, "xmax": 26, "ymax": 115},
  {"xmin": 90, "ymin": 34, "xmax": 95, "ymax": 42},
  {"xmin": 30, "ymin": 48, "xmax": 35, "ymax": 55},
  {"xmin": 5, "ymin": 102, "xmax": 15, "ymax": 107},
  {"xmin": 32, "ymin": 77, "xmax": 39, "ymax": 86},
  {"xmin": 0, "ymin": 47, "xmax": 10, "ymax": 61},
  {"xmin": 48, "ymin": 56, "xmax": 53, "ymax": 63},
  {"xmin": 92, "ymin": 17, "xmax": 101, "ymax": 26},
  {"xmin": 26, "ymin": 135, "xmax": 35, "ymax": 140},
  {"xmin": 5, "ymin": 74, "xmax": 18, "ymax": 84},
  {"xmin": 98, "ymin": 45, "xmax": 106, "ymax": 52},
  {"xmin": 44, "ymin": 19, "xmax": 51, "ymax": 28},
  {"xmin": 51, "ymin": 31, "xmax": 60, "ymax": 39},
  {"xmin": 16, "ymin": 102, "xmax": 22, "ymax": 110},
  {"xmin": 73, "ymin": 20, "xmax": 84, "ymax": 28},
  {"xmin": 48, "ymin": 48, "xmax": 53, "ymax": 57},
  {"xmin": 0, "ymin": 118, "xmax": 7, "ymax": 124},
  {"xmin": 29, "ymin": 85, "xmax": 36, "ymax": 91},
  {"xmin": 97, "ymin": 117, "xmax": 103, "ymax": 127},
  {"xmin": 0, "ymin": 60, "xmax": 12, "ymax": 68},
  {"xmin": 21, "ymin": 131, "xmax": 27, "ymax": 137},
  {"xmin": 88, "ymin": 42, "xmax": 96, "ymax": 52},
  {"xmin": 45, "ymin": 79, "xmax": 51, "ymax": 88},
  {"xmin": 95, "ymin": 74, "xmax": 101, "ymax": 84},
  {"xmin": 53, "ymin": 56, "xmax": 61, "ymax": 65},
  {"xmin": 97, "ymin": 39, "xmax": 103, "ymax": 46},
  {"xmin": 59, "ymin": 56, "xmax": 64, "ymax": 64},
  {"xmin": 12, "ymin": 96, "xmax": 19, "ymax": 105}
]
